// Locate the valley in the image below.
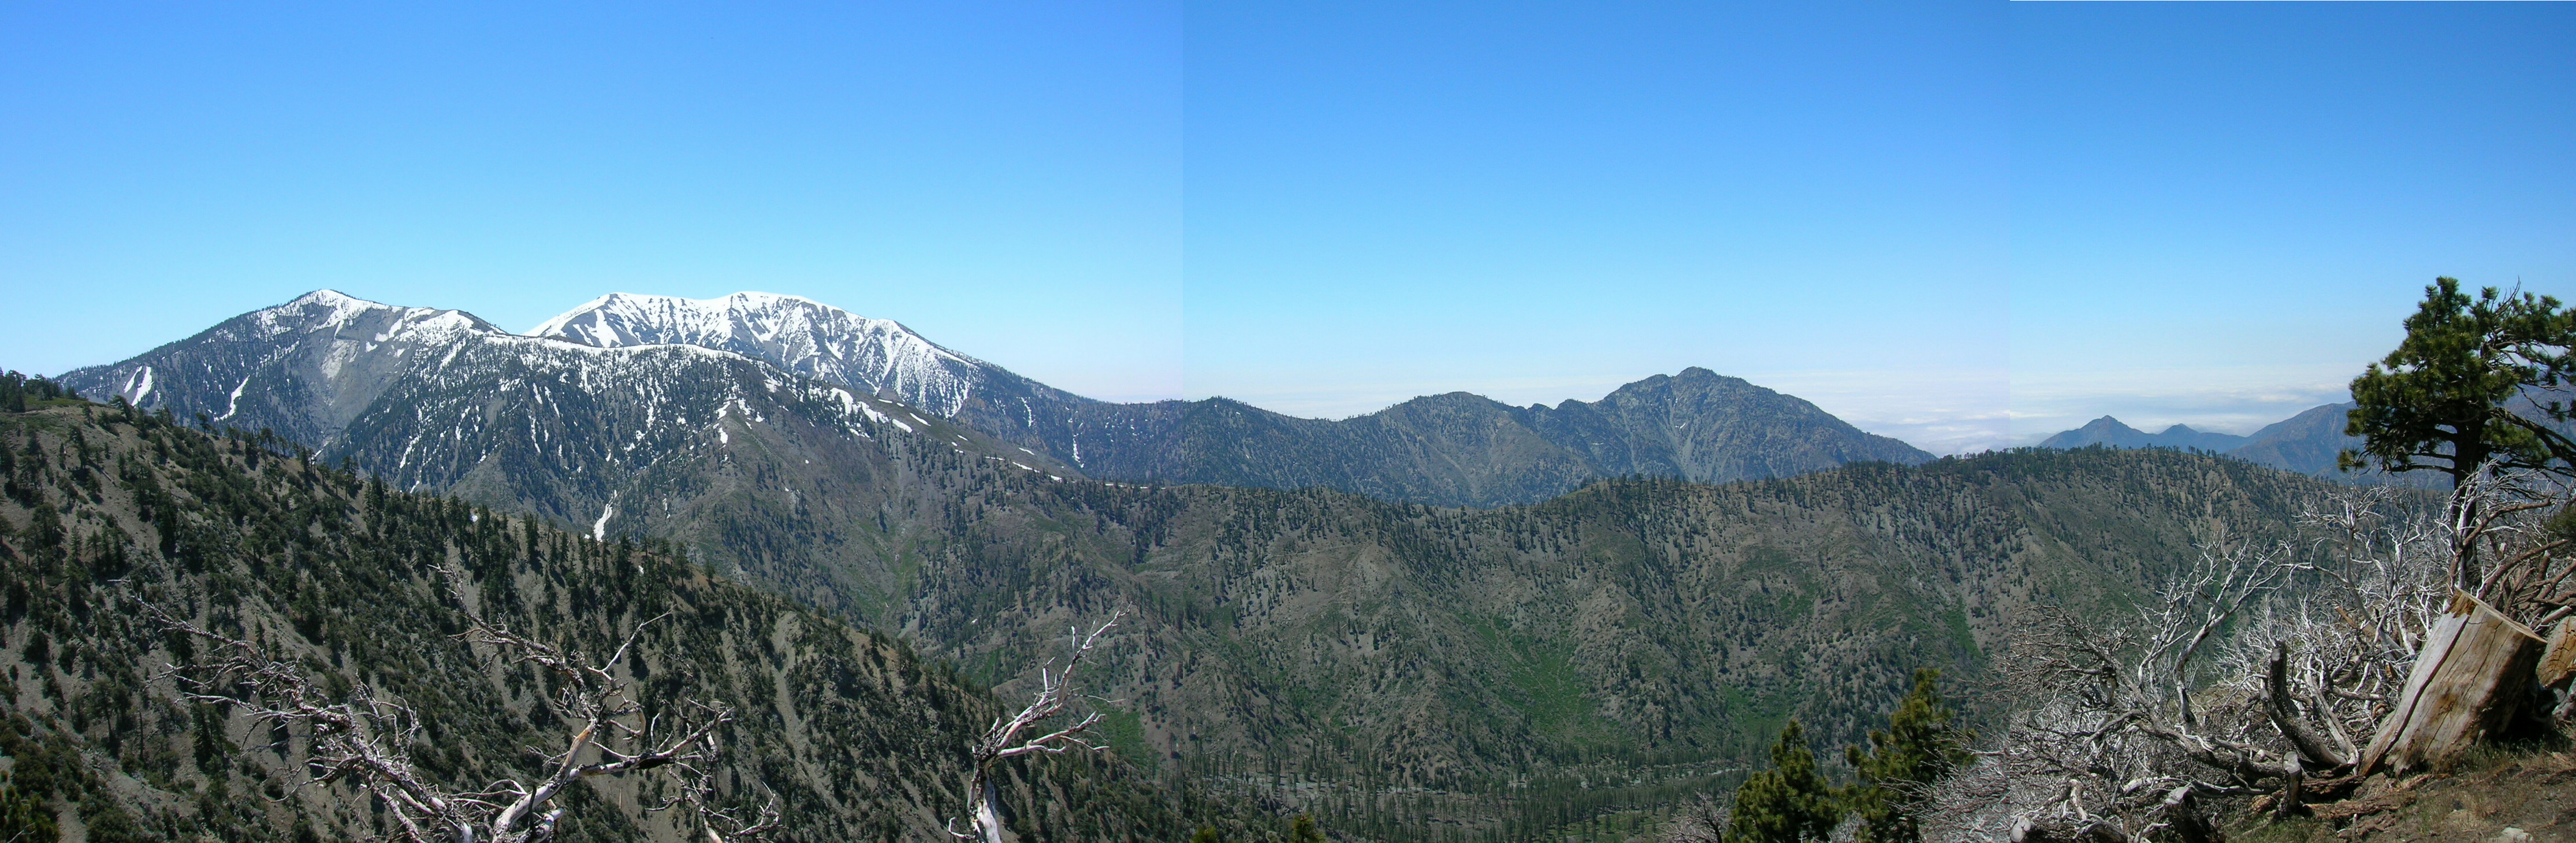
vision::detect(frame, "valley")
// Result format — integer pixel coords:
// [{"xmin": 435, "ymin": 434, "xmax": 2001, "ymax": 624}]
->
[{"xmin": 20, "ymin": 291, "xmax": 2377, "ymax": 841}]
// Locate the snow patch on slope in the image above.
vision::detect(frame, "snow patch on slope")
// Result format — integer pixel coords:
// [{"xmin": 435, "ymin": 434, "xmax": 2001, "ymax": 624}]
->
[
  {"xmin": 215, "ymin": 375, "xmax": 251, "ymax": 421},
  {"xmin": 527, "ymin": 291, "xmax": 989, "ymax": 417},
  {"xmin": 118, "ymin": 366, "xmax": 154, "ymax": 406},
  {"xmin": 593, "ymin": 496, "xmax": 616, "ymax": 541}
]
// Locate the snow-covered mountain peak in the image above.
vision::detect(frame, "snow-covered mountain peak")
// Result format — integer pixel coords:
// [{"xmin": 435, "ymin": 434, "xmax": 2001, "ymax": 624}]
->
[
  {"xmin": 235, "ymin": 290, "xmax": 501, "ymax": 344},
  {"xmin": 289, "ymin": 288, "xmax": 376, "ymax": 309},
  {"xmin": 527, "ymin": 291, "xmax": 991, "ymax": 416},
  {"xmin": 533, "ymin": 292, "xmax": 791, "ymax": 343},
  {"xmin": 259, "ymin": 289, "xmax": 396, "ymax": 335},
  {"xmin": 530, "ymin": 292, "xmax": 937, "ymax": 350}
]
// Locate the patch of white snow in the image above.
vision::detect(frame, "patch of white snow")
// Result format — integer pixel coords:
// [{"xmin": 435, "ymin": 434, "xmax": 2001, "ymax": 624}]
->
[
  {"xmin": 121, "ymin": 366, "xmax": 155, "ymax": 406},
  {"xmin": 214, "ymin": 375, "xmax": 252, "ymax": 421}
]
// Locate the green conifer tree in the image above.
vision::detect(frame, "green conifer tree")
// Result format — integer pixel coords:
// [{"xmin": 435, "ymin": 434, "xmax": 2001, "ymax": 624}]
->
[
  {"xmin": 1726, "ymin": 721, "xmax": 1842, "ymax": 843},
  {"xmin": 2346, "ymin": 277, "xmax": 2576, "ymax": 587},
  {"xmin": 0, "ymin": 773, "xmax": 55, "ymax": 843},
  {"xmin": 1290, "ymin": 813, "xmax": 1324, "ymax": 842},
  {"xmin": 1843, "ymin": 669, "xmax": 1972, "ymax": 843},
  {"xmin": 2345, "ymin": 277, "xmax": 2576, "ymax": 488}
]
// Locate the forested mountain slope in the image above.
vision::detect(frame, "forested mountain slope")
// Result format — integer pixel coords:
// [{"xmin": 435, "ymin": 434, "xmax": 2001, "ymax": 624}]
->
[
  {"xmin": 0, "ymin": 403, "xmax": 1223, "ymax": 842},
  {"xmin": 46, "ymin": 293, "xmax": 2350, "ymax": 838},
  {"xmin": 873, "ymin": 446, "xmax": 2339, "ymax": 838},
  {"xmin": 53, "ymin": 313, "xmax": 2345, "ymax": 838},
  {"xmin": 1055, "ymin": 369, "xmax": 1931, "ymax": 508},
  {"xmin": 274, "ymin": 382, "xmax": 2333, "ymax": 841}
]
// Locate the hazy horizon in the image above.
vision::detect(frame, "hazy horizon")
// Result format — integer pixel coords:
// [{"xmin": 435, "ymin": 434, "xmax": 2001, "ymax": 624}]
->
[{"xmin": 32, "ymin": 283, "xmax": 2367, "ymax": 456}]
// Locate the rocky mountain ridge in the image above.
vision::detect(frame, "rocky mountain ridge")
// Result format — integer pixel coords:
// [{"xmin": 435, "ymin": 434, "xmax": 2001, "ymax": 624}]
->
[
  {"xmin": 530, "ymin": 291, "xmax": 1023, "ymax": 419},
  {"xmin": 65, "ymin": 291, "xmax": 1933, "ymax": 507},
  {"xmin": 518, "ymin": 292, "xmax": 1937, "ymax": 505}
]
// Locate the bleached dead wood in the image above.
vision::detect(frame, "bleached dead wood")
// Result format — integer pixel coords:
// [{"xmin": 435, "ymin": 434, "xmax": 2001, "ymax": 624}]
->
[
  {"xmin": 143, "ymin": 588, "xmax": 775, "ymax": 843},
  {"xmin": 2265, "ymin": 641, "xmax": 2348, "ymax": 771},
  {"xmin": 1948, "ymin": 467, "xmax": 2576, "ymax": 838},
  {"xmin": 1655, "ymin": 793, "xmax": 1726, "ymax": 843},
  {"xmin": 2538, "ymin": 618, "xmax": 2576, "ymax": 690},
  {"xmin": 949, "ymin": 611, "xmax": 1125, "ymax": 843},
  {"xmin": 2358, "ymin": 589, "xmax": 2545, "ymax": 775}
]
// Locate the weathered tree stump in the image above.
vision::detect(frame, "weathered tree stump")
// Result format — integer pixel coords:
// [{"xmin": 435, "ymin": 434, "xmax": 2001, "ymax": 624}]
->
[
  {"xmin": 2358, "ymin": 590, "xmax": 2545, "ymax": 775},
  {"xmin": 2538, "ymin": 618, "xmax": 2576, "ymax": 691}
]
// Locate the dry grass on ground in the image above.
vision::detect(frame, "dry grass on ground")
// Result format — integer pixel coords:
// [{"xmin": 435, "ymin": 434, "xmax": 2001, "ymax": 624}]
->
[{"xmin": 2230, "ymin": 749, "xmax": 2576, "ymax": 843}]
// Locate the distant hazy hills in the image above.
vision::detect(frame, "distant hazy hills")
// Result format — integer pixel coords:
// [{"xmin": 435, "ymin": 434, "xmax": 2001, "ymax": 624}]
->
[
  {"xmin": 2039, "ymin": 417, "xmax": 2253, "ymax": 453},
  {"xmin": 2225, "ymin": 403, "xmax": 2370, "ymax": 474},
  {"xmin": 69, "ymin": 291, "xmax": 1930, "ymax": 507},
  {"xmin": 2034, "ymin": 403, "xmax": 2445, "ymax": 486},
  {"xmin": 1067, "ymin": 368, "xmax": 1931, "ymax": 507}
]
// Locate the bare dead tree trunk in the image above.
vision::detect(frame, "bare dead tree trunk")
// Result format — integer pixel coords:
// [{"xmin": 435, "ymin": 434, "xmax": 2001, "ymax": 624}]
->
[
  {"xmin": 1968, "ymin": 477, "xmax": 2576, "ymax": 837},
  {"xmin": 949, "ymin": 612, "xmax": 1125, "ymax": 843},
  {"xmin": 2451, "ymin": 482, "xmax": 2485, "ymax": 593},
  {"xmin": 2274, "ymin": 768, "xmax": 2303, "ymax": 820},
  {"xmin": 1656, "ymin": 793, "xmax": 1726, "ymax": 843},
  {"xmin": 2267, "ymin": 642, "xmax": 2347, "ymax": 771}
]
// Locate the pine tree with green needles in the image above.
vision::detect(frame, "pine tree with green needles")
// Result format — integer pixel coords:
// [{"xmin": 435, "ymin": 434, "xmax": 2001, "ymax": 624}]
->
[
  {"xmin": 2346, "ymin": 277, "xmax": 2576, "ymax": 588},
  {"xmin": 2346, "ymin": 277, "xmax": 2576, "ymax": 488},
  {"xmin": 1843, "ymin": 669, "xmax": 1972, "ymax": 843},
  {"xmin": 1290, "ymin": 814, "xmax": 1324, "ymax": 842},
  {"xmin": 1726, "ymin": 721, "xmax": 1842, "ymax": 843},
  {"xmin": 0, "ymin": 772, "xmax": 54, "ymax": 843}
]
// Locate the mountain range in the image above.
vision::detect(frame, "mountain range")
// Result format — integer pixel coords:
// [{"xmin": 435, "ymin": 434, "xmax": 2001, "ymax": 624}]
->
[
  {"xmin": 31, "ymin": 290, "xmax": 2370, "ymax": 839},
  {"xmin": 2037, "ymin": 417, "xmax": 2253, "ymax": 454},
  {"xmin": 63, "ymin": 291, "xmax": 1930, "ymax": 508},
  {"xmin": 0, "ymin": 393, "xmax": 2349, "ymax": 840},
  {"xmin": 2033, "ymin": 404, "xmax": 2465, "ymax": 488}
]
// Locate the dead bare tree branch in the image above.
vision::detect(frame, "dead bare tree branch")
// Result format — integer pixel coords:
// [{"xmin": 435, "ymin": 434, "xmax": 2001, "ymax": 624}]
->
[
  {"xmin": 948, "ymin": 611, "xmax": 1125, "ymax": 843},
  {"xmin": 141, "ymin": 574, "xmax": 777, "ymax": 843},
  {"xmin": 1956, "ymin": 463, "xmax": 2576, "ymax": 837}
]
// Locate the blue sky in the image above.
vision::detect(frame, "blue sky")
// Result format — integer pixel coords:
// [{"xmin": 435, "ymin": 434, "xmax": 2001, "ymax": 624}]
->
[
  {"xmin": 2009, "ymin": 3, "xmax": 2575, "ymax": 448},
  {"xmin": 1186, "ymin": 0, "xmax": 2008, "ymax": 448},
  {"xmin": 1, "ymin": 2, "xmax": 1183, "ymax": 399},
  {"xmin": 4, "ymin": 2, "xmax": 2570, "ymax": 453}
]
